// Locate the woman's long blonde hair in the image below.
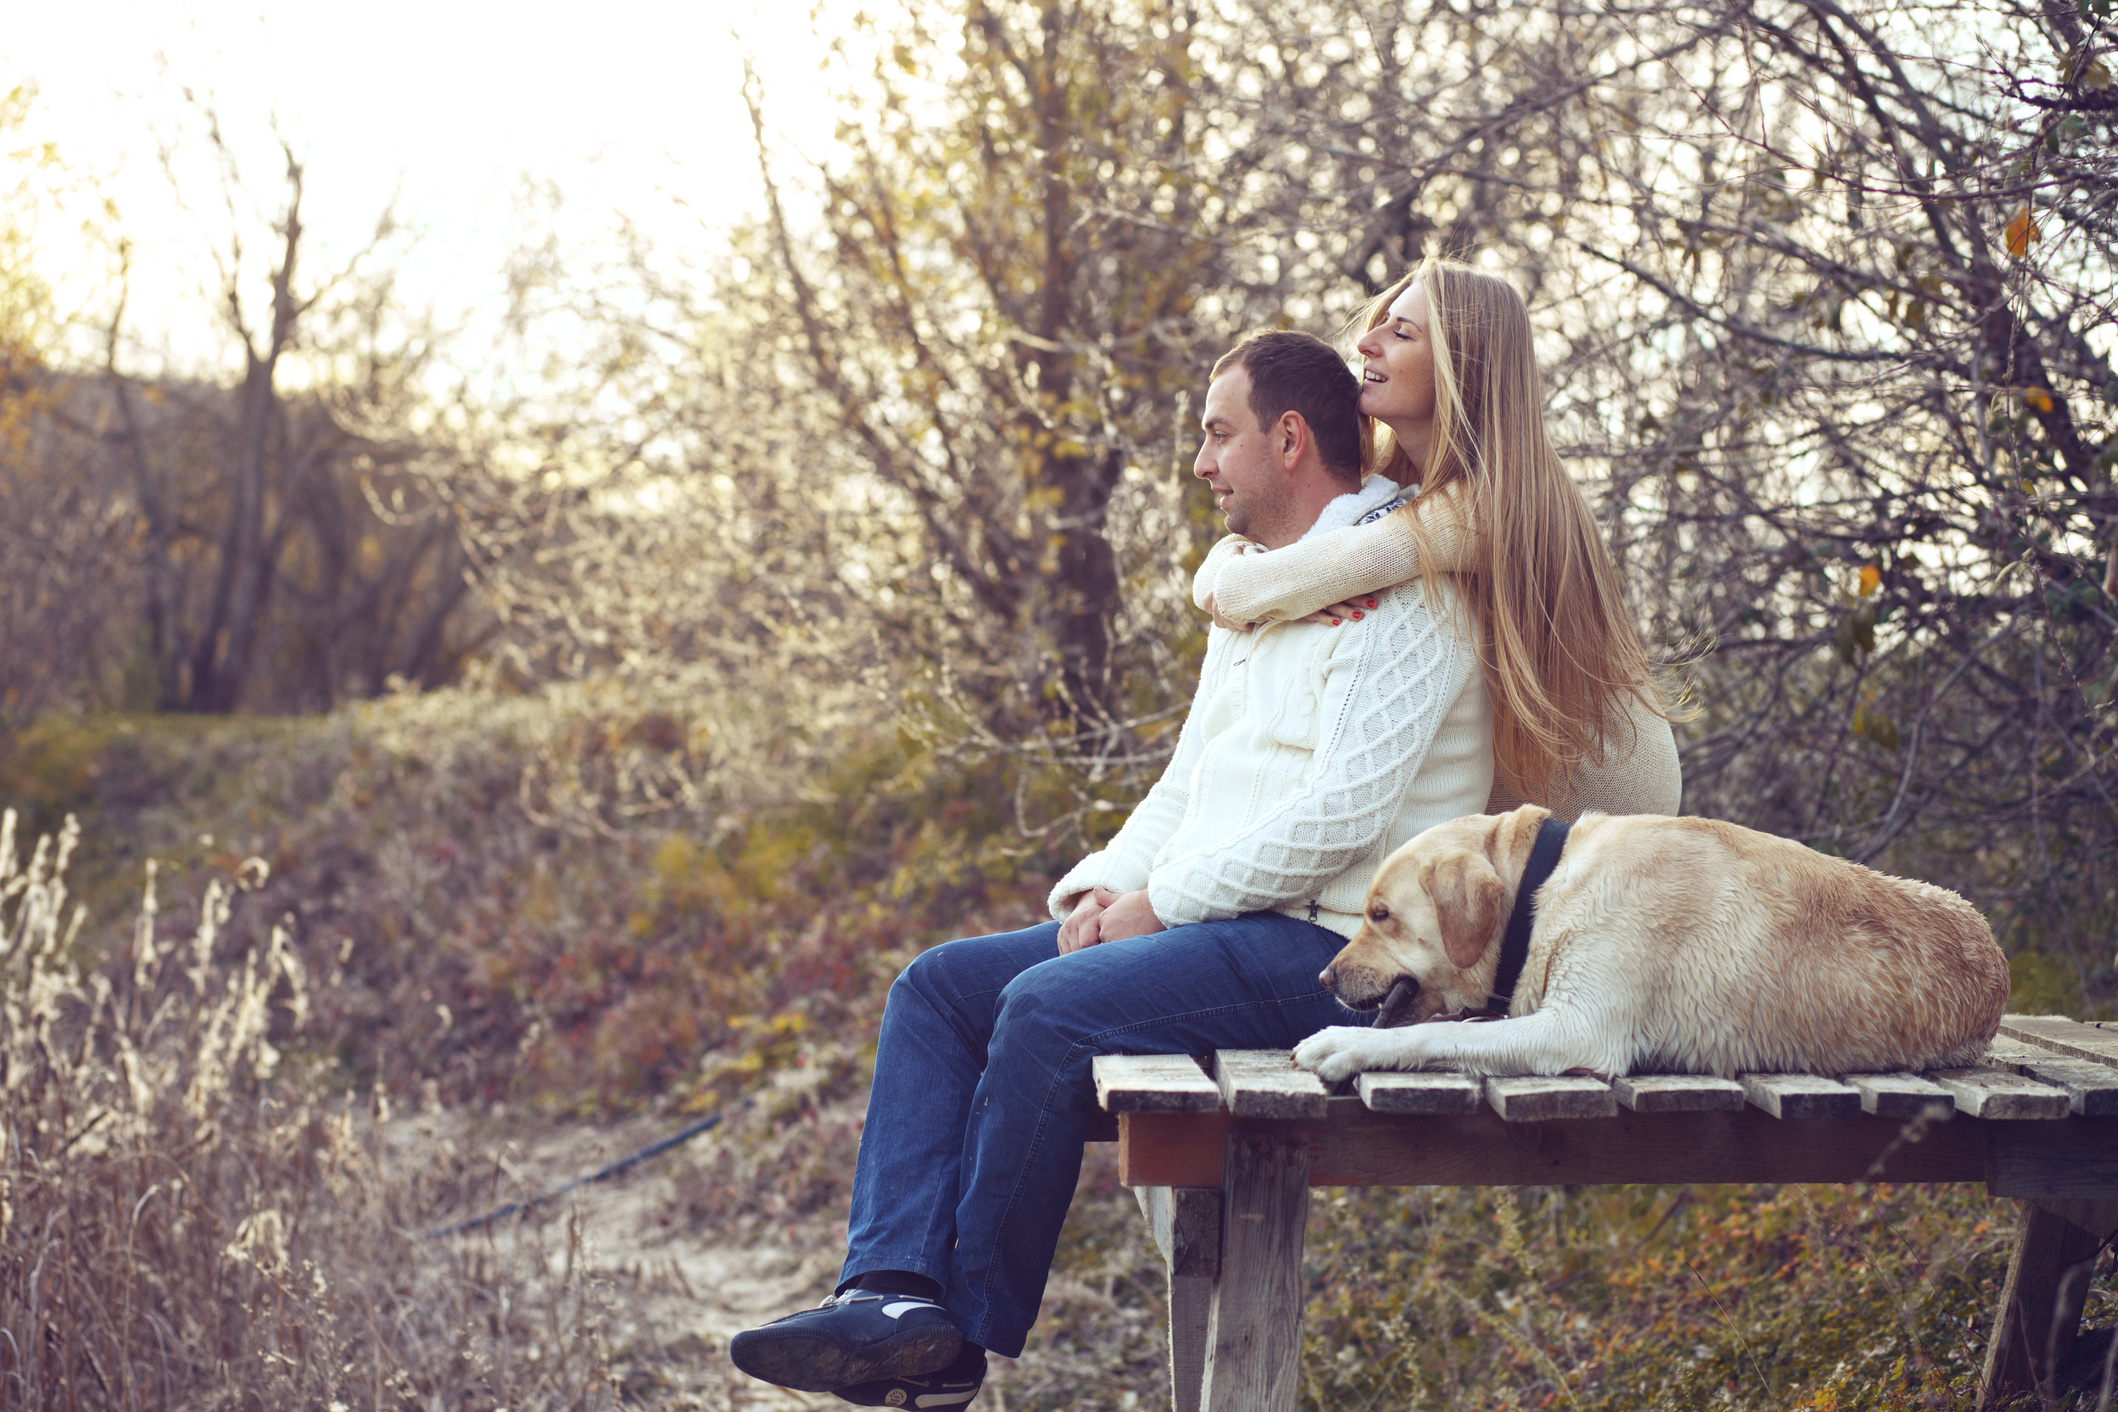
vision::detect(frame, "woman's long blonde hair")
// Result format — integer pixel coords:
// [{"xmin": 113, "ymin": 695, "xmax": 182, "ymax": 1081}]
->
[{"xmin": 1359, "ymin": 257, "xmax": 1661, "ymax": 796}]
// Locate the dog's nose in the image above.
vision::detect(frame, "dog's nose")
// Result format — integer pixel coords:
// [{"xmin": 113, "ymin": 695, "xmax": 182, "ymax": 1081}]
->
[{"xmin": 1319, "ymin": 966, "xmax": 1337, "ymax": 991}]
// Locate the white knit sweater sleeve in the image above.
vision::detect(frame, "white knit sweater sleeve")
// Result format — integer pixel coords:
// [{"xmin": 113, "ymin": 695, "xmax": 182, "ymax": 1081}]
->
[
  {"xmin": 1198, "ymin": 484, "xmax": 1476, "ymax": 626},
  {"xmin": 1145, "ymin": 588, "xmax": 1478, "ymax": 925},
  {"xmin": 1046, "ymin": 629, "xmax": 1236, "ymax": 919}
]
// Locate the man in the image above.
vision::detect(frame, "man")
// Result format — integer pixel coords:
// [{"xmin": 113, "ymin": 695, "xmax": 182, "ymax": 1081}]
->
[{"xmin": 730, "ymin": 330, "xmax": 1493, "ymax": 1407}]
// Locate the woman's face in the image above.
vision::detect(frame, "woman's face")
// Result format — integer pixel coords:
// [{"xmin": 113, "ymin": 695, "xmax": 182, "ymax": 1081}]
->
[{"xmin": 1355, "ymin": 282, "xmax": 1438, "ymax": 430}]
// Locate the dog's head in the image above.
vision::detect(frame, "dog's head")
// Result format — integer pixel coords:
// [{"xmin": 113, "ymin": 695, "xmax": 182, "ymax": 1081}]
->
[{"xmin": 1319, "ymin": 809, "xmax": 1541, "ymax": 1024}]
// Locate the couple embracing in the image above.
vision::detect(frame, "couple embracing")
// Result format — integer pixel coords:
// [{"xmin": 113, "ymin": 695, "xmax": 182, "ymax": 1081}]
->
[{"xmin": 730, "ymin": 257, "xmax": 1681, "ymax": 1406}]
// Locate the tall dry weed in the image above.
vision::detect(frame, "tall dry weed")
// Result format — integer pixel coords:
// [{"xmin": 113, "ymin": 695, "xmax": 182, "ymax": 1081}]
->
[{"xmin": 0, "ymin": 808, "xmax": 614, "ymax": 1409}]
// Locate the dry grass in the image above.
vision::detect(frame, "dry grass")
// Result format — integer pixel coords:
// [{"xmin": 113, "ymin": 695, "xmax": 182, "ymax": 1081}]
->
[{"xmin": 0, "ymin": 809, "xmax": 616, "ymax": 1409}]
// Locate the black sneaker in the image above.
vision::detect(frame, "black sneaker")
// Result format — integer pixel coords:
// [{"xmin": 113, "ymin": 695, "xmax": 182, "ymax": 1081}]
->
[
  {"xmin": 729, "ymin": 1290, "xmax": 962, "ymax": 1392},
  {"xmin": 834, "ymin": 1348, "xmax": 987, "ymax": 1408}
]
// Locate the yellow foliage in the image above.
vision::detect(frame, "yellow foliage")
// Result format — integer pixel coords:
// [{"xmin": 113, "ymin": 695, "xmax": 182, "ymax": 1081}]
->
[
  {"xmin": 0, "ymin": 83, "xmax": 59, "ymax": 440},
  {"xmin": 2004, "ymin": 206, "xmax": 2039, "ymax": 258}
]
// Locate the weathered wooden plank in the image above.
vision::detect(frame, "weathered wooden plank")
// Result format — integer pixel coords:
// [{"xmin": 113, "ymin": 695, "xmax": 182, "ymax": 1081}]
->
[
  {"xmin": 1201, "ymin": 1130, "xmax": 1310, "ymax": 1412},
  {"xmin": 1121, "ymin": 1106, "xmax": 1994, "ymax": 1189},
  {"xmin": 1981, "ymin": 1044, "xmax": 2118, "ymax": 1117},
  {"xmin": 1844, "ymin": 1072, "xmax": 1954, "ymax": 1120},
  {"xmin": 1984, "ymin": 1038, "xmax": 2050, "ymax": 1068},
  {"xmin": 1978, "ymin": 1200, "xmax": 2103, "ymax": 1409},
  {"xmin": 1485, "ymin": 1075, "xmax": 1618, "ymax": 1122},
  {"xmin": 1928, "ymin": 1067, "xmax": 2071, "ymax": 1120},
  {"xmin": 1213, "ymin": 1050, "xmax": 1329, "ymax": 1120},
  {"xmin": 1356, "ymin": 1070, "xmax": 1482, "ymax": 1115},
  {"xmin": 1997, "ymin": 1014, "xmax": 2118, "ymax": 1068},
  {"xmin": 1096, "ymin": 1054, "xmax": 1225, "ymax": 1114},
  {"xmin": 1742, "ymin": 1073, "xmax": 1862, "ymax": 1120},
  {"xmin": 1133, "ymin": 1185, "xmax": 1222, "ymax": 1278},
  {"xmin": 1611, "ymin": 1074, "xmax": 1747, "ymax": 1113}
]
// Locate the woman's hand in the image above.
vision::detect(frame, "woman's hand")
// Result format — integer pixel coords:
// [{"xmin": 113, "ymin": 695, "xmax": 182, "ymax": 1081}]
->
[
  {"xmin": 1298, "ymin": 594, "xmax": 1381, "ymax": 627},
  {"xmin": 1200, "ymin": 590, "xmax": 1255, "ymax": 632}
]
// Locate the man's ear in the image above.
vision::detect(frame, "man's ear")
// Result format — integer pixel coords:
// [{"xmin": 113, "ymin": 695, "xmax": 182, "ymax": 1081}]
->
[
  {"xmin": 1276, "ymin": 411, "xmax": 1308, "ymax": 470},
  {"xmin": 1420, "ymin": 848, "xmax": 1507, "ymax": 969}
]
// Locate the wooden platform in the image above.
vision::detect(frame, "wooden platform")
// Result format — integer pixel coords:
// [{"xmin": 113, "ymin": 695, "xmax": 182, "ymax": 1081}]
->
[{"xmin": 1092, "ymin": 1014, "xmax": 2118, "ymax": 1412}]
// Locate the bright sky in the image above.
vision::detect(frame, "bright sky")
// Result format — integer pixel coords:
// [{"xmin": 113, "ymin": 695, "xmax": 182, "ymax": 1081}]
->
[{"xmin": 7, "ymin": 0, "xmax": 845, "ymax": 373}]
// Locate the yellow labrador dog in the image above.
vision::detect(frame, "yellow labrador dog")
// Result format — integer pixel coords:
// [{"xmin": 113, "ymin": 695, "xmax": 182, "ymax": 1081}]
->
[{"xmin": 1292, "ymin": 806, "xmax": 2008, "ymax": 1082}]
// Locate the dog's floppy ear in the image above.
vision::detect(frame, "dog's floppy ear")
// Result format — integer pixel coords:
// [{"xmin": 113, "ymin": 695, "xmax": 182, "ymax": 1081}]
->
[{"xmin": 1420, "ymin": 848, "xmax": 1508, "ymax": 969}]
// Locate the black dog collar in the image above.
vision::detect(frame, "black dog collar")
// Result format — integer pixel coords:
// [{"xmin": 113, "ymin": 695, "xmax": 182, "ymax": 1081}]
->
[{"xmin": 1487, "ymin": 816, "xmax": 1571, "ymax": 1015}]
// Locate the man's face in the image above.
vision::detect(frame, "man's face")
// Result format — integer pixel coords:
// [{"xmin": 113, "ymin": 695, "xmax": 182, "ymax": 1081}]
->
[{"xmin": 1194, "ymin": 366, "xmax": 1293, "ymax": 544}]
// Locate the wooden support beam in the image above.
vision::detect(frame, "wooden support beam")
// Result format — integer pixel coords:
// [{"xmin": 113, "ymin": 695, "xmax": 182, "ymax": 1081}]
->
[
  {"xmin": 1133, "ymin": 1186, "xmax": 1223, "ymax": 1412},
  {"xmin": 1117, "ymin": 1103, "xmax": 1993, "ymax": 1188},
  {"xmin": 1984, "ymin": 1116, "xmax": 2118, "ymax": 1199},
  {"xmin": 2027, "ymin": 1198, "xmax": 2118, "ymax": 1243},
  {"xmin": 1201, "ymin": 1130, "xmax": 1310, "ymax": 1412},
  {"xmin": 1121, "ymin": 1112, "xmax": 1231, "ymax": 1188},
  {"xmin": 1134, "ymin": 1185, "xmax": 1222, "ymax": 1278},
  {"xmin": 1979, "ymin": 1200, "xmax": 2104, "ymax": 1410},
  {"xmin": 1168, "ymin": 1268, "xmax": 1212, "ymax": 1412}
]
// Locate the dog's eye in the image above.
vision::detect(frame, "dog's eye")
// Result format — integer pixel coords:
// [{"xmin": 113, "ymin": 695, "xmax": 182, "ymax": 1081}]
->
[{"xmin": 1368, "ymin": 904, "xmax": 1391, "ymax": 922}]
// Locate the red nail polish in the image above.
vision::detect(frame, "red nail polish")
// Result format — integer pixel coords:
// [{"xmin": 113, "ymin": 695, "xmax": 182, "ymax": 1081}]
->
[
  {"xmin": 1330, "ymin": 618, "xmax": 1342, "ymax": 626},
  {"xmin": 1366, "ymin": 598, "xmax": 1378, "ymax": 609},
  {"xmin": 1352, "ymin": 611, "xmax": 1364, "ymax": 620}
]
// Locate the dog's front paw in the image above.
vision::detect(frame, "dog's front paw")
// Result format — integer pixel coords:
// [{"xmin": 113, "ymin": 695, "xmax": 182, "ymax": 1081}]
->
[{"xmin": 1294, "ymin": 1026, "xmax": 1400, "ymax": 1083}]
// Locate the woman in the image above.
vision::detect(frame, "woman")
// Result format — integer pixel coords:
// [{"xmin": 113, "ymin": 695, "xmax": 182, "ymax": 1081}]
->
[{"xmin": 1197, "ymin": 257, "xmax": 1680, "ymax": 817}]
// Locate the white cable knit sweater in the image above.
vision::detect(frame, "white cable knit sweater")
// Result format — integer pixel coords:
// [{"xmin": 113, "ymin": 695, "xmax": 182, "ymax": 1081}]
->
[
  {"xmin": 1048, "ymin": 530, "xmax": 1492, "ymax": 940},
  {"xmin": 1191, "ymin": 488, "xmax": 1682, "ymax": 820}
]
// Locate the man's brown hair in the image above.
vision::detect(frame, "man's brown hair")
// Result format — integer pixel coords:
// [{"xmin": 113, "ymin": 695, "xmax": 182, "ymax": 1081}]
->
[{"xmin": 1211, "ymin": 330, "xmax": 1364, "ymax": 485}]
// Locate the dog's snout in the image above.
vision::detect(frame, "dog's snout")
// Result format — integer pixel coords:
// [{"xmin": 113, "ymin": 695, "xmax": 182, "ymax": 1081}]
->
[{"xmin": 1319, "ymin": 966, "xmax": 1337, "ymax": 991}]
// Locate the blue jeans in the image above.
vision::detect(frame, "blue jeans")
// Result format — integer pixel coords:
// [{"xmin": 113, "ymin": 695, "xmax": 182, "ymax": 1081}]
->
[{"xmin": 841, "ymin": 913, "xmax": 1355, "ymax": 1357}]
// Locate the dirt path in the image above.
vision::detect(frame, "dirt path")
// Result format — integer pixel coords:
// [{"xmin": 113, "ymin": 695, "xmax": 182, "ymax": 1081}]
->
[
  {"xmin": 404, "ymin": 1108, "xmax": 850, "ymax": 1410},
  {"xmin": 404, "ymin": 1105, "xmax": 1148, "ymax": 1412}
]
